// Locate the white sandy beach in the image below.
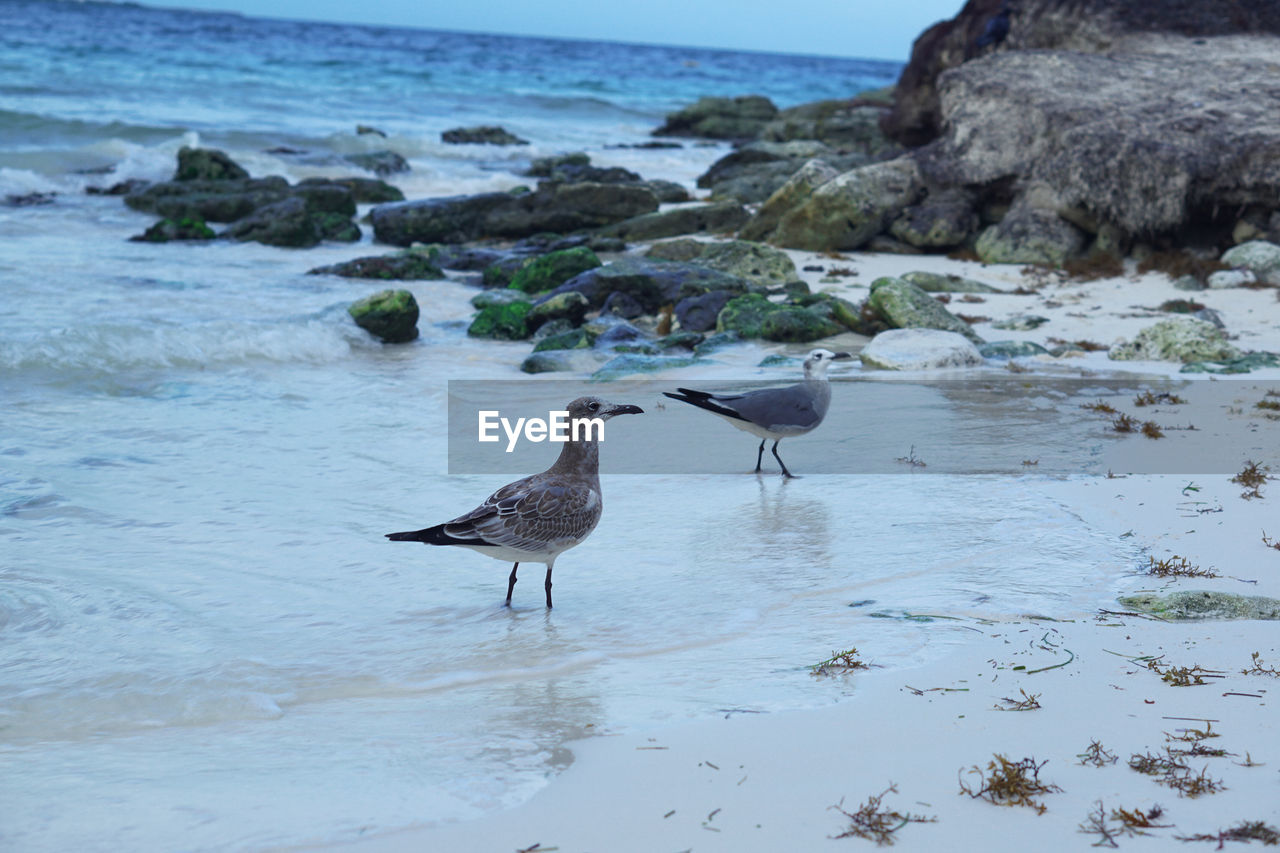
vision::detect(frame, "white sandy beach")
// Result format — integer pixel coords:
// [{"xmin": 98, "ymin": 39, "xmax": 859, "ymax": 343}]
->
[{"xmin": 304, "ymin": 250, "xmax": 1280, "ymax": 853}]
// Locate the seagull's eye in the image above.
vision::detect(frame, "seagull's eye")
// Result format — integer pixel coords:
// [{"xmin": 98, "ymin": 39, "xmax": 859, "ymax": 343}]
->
[{"xmin": 587, "ymin": 401, "xmax": 599, "ymax": 412}]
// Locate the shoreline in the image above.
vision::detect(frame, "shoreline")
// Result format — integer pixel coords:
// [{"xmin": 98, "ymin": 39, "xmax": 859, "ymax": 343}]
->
[{"xmin": 308, "ymin": 467, "xmax": 1280, "ymax": 853}]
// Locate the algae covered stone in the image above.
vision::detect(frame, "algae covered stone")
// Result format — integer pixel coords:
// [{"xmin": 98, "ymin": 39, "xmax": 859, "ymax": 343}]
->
[
  {"xmin": 865, "ymin": 276, "xmax": 984, "ymax": 343},
  {"xmin": 716, "ymin": 292, "xmax": 776, "ymax": 338},
  {"xmin": 309, "ymin": 254, "xmax": 444, "ymax": 279},
  {"xmin": 759, "ymin": 305, "xmax": 844, "ymax": 342},
  {"xmin": 348, "ymin": 289, "xmax": 419, "ymax": 343},
  {"xmin": 508, "ymin": 246, "xmax": 601, "ymax": 293},
  {"xmin": 1117, "ymin": 591, "xmax": 1280, "ymax": 620},
  {"xmin": 1108, "ymin": 316, "xmax": 1241, "ymax": 363},
  {"xmin": 468, "ymin": 301, "xmax": 533, "ymax": 340}
]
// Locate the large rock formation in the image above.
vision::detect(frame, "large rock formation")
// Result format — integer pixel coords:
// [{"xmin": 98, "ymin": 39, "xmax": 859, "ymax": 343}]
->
[{"xmin": 883, "ymin": 0, "xmax": 1280, "ymax": 147}]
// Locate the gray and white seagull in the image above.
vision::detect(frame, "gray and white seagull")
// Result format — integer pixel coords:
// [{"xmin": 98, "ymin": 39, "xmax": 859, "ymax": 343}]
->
[
  {"xmin": 386, "ymin": 396, "xmax": 643, "ymax": 608},
  {"xmin": 663, "ymin": 348, "xmax": 852, "ymax": 478}
]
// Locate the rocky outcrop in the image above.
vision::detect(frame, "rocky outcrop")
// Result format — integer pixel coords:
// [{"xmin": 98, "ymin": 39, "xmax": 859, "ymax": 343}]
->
[
  {"xmin": 647, "ymin": 239, "xmax": 798, "ymax": 288},
  {"xmin": 739, "ymin": 159, "xmax": 840, "ymax": 242},
  {"xmin": 308, "ymin": 254, "xmax": 444, "ymax": 279},
  {"xmin": 174, "ymin": 146, "xmax": 249, "ymax": 182},
  {"xmin": 539, "ymin": 257, "xmax": 754, "ymax": 313},
  {"xmin": 758, "ymin": 99, "xmax": 899, "ymax": 156},
  {"xmin": 600, "ymin": 201, "xmax": 748, "ymax": 241},
  {"xmin": 883, "ymin": 0, "xmax": 1280, "ymax": 148},
  {"xmin": 348, "ymin": 289, "xmax": 419, "ymax": 343},
  {"xmin": 652, "ymin": 95, "xmax": 779, "ymax": 140},
  {"xmin": 695, "ymin": 141, "xmax": 868, "ymax": 204},
  {"xmin": 343, "ymin": 151, "xmax": 409, "ymax": 176},
  {"xmin": 441, "ymin": 126, "xmax": 529, "ymax": 145},
  {"xmin": 222, "ymin": 196, "xmax": 360, "ymax": 248},
  {"xmin": 371, "ymin": 183, "xmax": 659, "ymax": 245},
  {"xmin": 508, "ymin": 247, "xmax": 602, "ymax": 294},
  {"xmin": 766, "ymin": 157, "xmax": 923, "ymax": 251}
]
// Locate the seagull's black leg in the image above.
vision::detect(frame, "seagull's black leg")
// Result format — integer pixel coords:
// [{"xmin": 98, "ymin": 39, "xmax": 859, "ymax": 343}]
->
[
  {"xmin": 505, "ymin": 562, "xmax": 519, "ymax": 606},
  {"xmin": 771, "ymin": 440, "xmax": 795, "ymax": 479},
  {"xmin": 544, "ymin": 566, "xmax": 553, "ymax": 608},
  {"xmin": 755, "ymin": 439, "xmax": 766, "ymax": 473}
]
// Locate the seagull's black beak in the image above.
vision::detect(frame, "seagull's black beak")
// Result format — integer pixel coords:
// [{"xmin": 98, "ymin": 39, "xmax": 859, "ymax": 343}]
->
[
  {"xmin": 607, "ymin": 403, "xmax": 644, "ymax": 416},
  {"xmin": 832, "ymin": 352, "xmax": 854, "ymax": 360}
]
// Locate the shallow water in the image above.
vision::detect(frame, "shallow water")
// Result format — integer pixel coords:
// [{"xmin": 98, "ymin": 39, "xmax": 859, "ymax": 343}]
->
[{"xmin": 0, "ymin": 5, "xmax": 1154, "ymax": 850}]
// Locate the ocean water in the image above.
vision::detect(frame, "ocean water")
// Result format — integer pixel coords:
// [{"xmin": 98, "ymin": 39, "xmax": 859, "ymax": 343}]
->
[{"xmin": 0, "ymin": 3, "xmax": 1142, "ymax": 851}]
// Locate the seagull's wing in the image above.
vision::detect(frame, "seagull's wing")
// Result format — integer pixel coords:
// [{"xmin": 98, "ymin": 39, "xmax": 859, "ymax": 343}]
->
[
  {"xmin": 707, "ymin": 383, "xmax": 826, "ymax": 432},
  {"xmin": 442, "ymin": 475, "xmax": 602, "ymax": 552}
]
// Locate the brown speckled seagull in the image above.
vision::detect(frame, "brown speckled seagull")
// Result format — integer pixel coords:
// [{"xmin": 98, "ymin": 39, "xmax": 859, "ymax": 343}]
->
[{"xmin": 386, "ymin": 396, "xmax": 643, "ymax": 608}]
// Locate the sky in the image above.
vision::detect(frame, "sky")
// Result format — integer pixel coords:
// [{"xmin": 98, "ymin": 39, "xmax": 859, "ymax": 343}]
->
[{"xmin": 155, "ymin": 1, "xmax": 966, "ymax": 61}]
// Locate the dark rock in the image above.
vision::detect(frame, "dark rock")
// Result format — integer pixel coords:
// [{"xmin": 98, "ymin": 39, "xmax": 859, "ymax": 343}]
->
[
  {"xmin": 520, "ymin": 350, "xmax": 611, "ymax": 374},
  {"xmin": 343, "ymin": 150, "xmax": 410, "ymax": 176},
  {"xmin": 641, "ymin": 180, "xmax": 691, "ymax": 203},
  {"xmin": 5, "ymin": 192, "xmax": 56, "ymax": 206},
  {"xmin": 290, "ymin": 182, "xmax": 357, "ymax": 217},
  {"xmin": 527, "ymin": 153, "xmax": 591, "ymax": 176},
  {"xmin": 356, "ymin": 124, "xmax": 387, "ymax": 137},
  {"xmin": 541, "ymin": 163, "xmax": 642, "ymax": 185},
  {"xmin": 471, "ymin": 289, "xmax": 531, "ymax": 310},
  {"xmin": 297, "ymin": 176, "xmax": 404, "ymax": 203},
  {"xmin": 889, "ymin": 189, "xmax": 979, "ymax": 249},
  {"xmin": 86, "ymin": 179, "xmax": 150, "ymax": 196},
  {"xmin": 653, "ymin": 95, "xmax": 779, "ymax": 140},
  {"xmin": 675, "ymin": 290, "xmax": 736, "ymax": 332},
  {"xmin": 508, "ymin": 247, "xmax": 602, "ymax": 294},
  {"xmin": 425, "ymin": 245, "xmax": 515, "ymax": 271},
  {"xmin": 542, "ymin": 256, "xmax": 753, "ymax": 313},
  {"xmin": 658, "ymin": 239, "xmax": 799, "ymax": 288},
  {"xmin": 600, "ymin": 291, "xmax": 645, "ymax": 319},
  {"xmin": 442, "ymin": 125, "xmax": 529, "ymax": 145},
  {"xmin": 482, "ymin": 182, "xmax": 660, "ymax": 237},
  {"xmin": 468, "ymin": 301, "xmax": 533, "ymax": 340},
  {"xmin": 222, "ymin": 196, "xmax": 324, "ymax": 248},
  {"xmin": 974, "ymin": 194, "xmax": 1087, "ymax": 264},
  {"xmin": 599, "ymin": 201, "xmax": 748, "ymax": 241},
  {"xmin": 371, "ymin": 192, "xmax": 516, "ymax": 245},
  {"xmin": 655, "ymin": 331, "xmax": 706, "ymax": 351},
  {"xmin": 174, "ymin": 146, "xmax": 249, "ymax": 181},
  {"xmin": 348, "ymin": 289, "xmax": 419, "ymax": 343},
  {"xmin": 532, "ymin": 328, "xmax": 592, "ymax": 353},
  {"xmin": 308, "ymin": 254, "xmax": 444, "ymax": 279},
  {"xmin": 593, "ymin": 322, "xmax": 648, "ymax": 350},
  {"xmin": 124, "ymin": 176, "xmax": 292, "ymax": 223},
  {"xmin": 129, "ymin": 216, "xmax": 216, "ymax": 242}
]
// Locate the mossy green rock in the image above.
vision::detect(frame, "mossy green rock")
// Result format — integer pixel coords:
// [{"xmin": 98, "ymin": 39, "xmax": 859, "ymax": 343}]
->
[
  {"xmin": 901, "ymin": 270, "xmax": 1001, "ymax": 293},
  {"xmin": 1108, "ymin": 317, "xmax": 1241, "ymax": 363},
  {"xmin": 467, "ymin": 301, "xmax": 533, "ymax": 340},
  {"xmin": 1117, "ymin": 591, "xmax": 1280, "ymax": 620},
  {"xmin": 508, "ymin": 247, "xmax": 601, "ymax": 293},
  {"xmin": 309, "ymin": 254, "xmax": 443, "ymax": 279},
  {"xmin": 866, "ymin": 276, "xmax": 984, "ymax": 343},
  {"xmin": 470, "ymin": 290, "xmax": 531, "ymax": 310},
  {"xmin": 532, "ymin": 328, "xmax": 591, "ymax": 352},
  {"xmin": 716, "ymin": 293, "xmax": 776, "ymax": 338},
  {"xmin": 130, "ymin": 216, "xmax": 216, "ymax": 242},
  {"xmin": 348, "ymin": 289, "xmax": 419, "ymax": 343},
  {"xmin": 174, "ymin": 146, "xmax": 249, "ymax": 182},
  {"xmin": 526, "ymin": 291, "xmax": 589, "ymax": 329},
  {"xmin": 760, "ymin": 305, "xmax": 844, "ymax": 342},
  {"xmin": 482, "ymin": 255, "xmax": 537, "ymax": 288}
]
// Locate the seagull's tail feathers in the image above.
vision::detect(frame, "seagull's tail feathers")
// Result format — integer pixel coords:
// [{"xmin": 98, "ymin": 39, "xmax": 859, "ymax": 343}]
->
[
  {"xmin": 663, "ymin": 388, "xmax": 749, "ymax": 422},
  {"xmin": 386, "ymin": 524, "xmax": 487, "ymax": 547}
]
